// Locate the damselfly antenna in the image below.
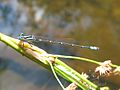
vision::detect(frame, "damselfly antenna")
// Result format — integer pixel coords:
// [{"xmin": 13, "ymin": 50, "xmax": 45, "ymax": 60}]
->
[{"xmin": 18, "ymin": 33, "xmax": 99, "ymax": 50}]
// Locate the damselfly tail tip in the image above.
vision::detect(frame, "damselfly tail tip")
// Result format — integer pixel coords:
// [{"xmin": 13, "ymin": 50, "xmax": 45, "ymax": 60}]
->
[
  {"xmin": 81, "ymin": 46, "xmax": 99, "ymax": 50},
  {"xmin": 90, "ymin": 46, "xmax": 99, "ymax": 50}
]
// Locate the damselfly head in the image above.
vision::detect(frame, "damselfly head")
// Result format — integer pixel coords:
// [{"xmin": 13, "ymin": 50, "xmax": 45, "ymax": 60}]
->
[{"xmin": 17, "ymin": 33, "xmax": 24, "ymax": 40}]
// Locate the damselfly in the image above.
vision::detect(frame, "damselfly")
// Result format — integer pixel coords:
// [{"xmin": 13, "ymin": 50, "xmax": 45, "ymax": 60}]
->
[{"xmin": 18, "ymin": 33, "xmax": 99, "ymax": 50}]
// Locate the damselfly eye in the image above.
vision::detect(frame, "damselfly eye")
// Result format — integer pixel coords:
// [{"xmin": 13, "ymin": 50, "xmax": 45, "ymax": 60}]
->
[{"xmin": 19, "ymin": 33, "xmax": 24, "ymax": 36}]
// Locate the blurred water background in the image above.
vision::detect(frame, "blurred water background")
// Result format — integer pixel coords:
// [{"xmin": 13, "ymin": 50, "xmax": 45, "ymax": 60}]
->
[{"xmin": 0, "ymin": 0, "xmax": 120, "ymax": 90}]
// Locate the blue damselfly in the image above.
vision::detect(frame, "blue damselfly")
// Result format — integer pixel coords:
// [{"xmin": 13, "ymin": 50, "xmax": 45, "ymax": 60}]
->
[{"xmin": 18, "ymin": 33, "xmax": 99, "ymax": 50}]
